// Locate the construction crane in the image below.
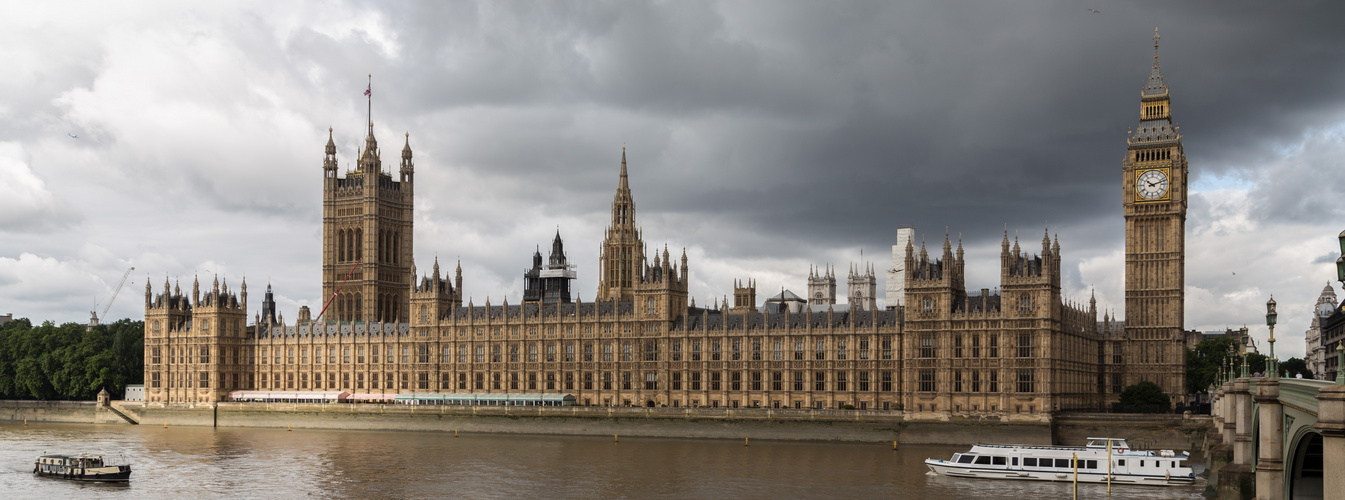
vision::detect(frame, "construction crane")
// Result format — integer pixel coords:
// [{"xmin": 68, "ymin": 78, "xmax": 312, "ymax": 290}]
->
[{"xmin": 90, "ymin": 266, "xmax": 135, "ymax": 328}]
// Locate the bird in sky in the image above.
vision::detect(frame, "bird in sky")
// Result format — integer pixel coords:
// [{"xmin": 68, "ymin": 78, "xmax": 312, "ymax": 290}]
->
[
  {"xmin": 1089, "ymin": 9, "xmax": 1100, "ymax": 14},
  {"xmin": 67, "ymin": 132, "xmax": 78, "ymax": 139}
]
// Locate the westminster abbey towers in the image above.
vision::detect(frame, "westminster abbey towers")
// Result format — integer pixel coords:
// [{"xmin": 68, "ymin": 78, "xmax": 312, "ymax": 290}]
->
[
  {"xmin": 322, "ymin": 123, "xmax": 415, "ymax": 324},
  {"xmin": 1122, "ymin": 30, "xmax": 1188, "ymax": 399}
]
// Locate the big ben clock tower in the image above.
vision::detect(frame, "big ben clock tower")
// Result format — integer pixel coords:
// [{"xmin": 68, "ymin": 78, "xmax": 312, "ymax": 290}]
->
[{"xmin": 1122, "ymin": 29, "xmax": 1187, "ymax": 401}]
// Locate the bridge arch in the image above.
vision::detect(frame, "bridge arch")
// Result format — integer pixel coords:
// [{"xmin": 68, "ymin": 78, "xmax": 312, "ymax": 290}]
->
[{"xmin": 1287, "ymin": 429, "xmax": 1323, "ymax": 499}]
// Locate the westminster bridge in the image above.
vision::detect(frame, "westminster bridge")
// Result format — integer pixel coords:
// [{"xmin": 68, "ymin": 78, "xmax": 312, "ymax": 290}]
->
[{"xmin": 1210, "ymin": 376, "xmax": 1345, "ymax": 499}]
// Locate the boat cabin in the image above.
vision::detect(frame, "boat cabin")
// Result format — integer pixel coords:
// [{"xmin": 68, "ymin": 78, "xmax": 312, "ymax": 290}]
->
[{"xmin": 37, "ymin": 455, "xmax": 104, "ymax": 468}]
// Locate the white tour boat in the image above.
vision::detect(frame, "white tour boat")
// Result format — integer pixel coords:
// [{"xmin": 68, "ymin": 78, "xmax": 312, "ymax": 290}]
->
[{"xmin": 924, "ymin": 438, "xmax": 1196, "ymax": 487}]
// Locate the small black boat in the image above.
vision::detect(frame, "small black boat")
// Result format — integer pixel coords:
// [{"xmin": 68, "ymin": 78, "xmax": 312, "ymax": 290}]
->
[{"xmin": 34, "ymin": 454, "xmax": 131, "ymax": 482}]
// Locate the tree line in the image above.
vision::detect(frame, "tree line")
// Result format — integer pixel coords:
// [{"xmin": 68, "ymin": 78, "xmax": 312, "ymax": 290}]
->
[
  {"xmin": 0, "ymin": 318, "xmax": 143, "ymax": 400},
  {"xmin": 1187, "ymin": 336, "xmax": 1312, "ymax": 394}
]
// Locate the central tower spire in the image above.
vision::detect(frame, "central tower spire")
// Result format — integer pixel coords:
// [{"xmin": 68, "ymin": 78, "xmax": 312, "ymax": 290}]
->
[{"xmin": 598, "ymin": 145, "xmax": 645, "ymax": 302}]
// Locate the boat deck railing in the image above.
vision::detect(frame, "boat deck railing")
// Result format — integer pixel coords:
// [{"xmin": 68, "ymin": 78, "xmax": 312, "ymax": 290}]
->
[{"xmin": 970, "ymin": 444, "xmax": 1185, "ymax": 458}]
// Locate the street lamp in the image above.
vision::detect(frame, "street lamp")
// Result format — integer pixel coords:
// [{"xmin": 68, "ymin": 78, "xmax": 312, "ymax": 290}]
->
[
  {"xmin": 1336, "ymin": 230, "xmax": 1345, "ymax": 284},
  {"xmin": 1336, "ymin": 230, "xmax": 1345, "ymax": 384},
  {"xmin": 1266, "ymin": 296, "xmax": 1278, "ymax": 377},
  {"xmin": 1240, "ymin": 334, "xmax": 1249, "ymax": 378}
]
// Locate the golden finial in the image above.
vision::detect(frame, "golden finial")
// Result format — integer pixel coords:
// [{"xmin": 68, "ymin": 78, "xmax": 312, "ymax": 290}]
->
[{"xmin": 1153, "ymin": 28, "xmax": 1161, "ymax": 61}]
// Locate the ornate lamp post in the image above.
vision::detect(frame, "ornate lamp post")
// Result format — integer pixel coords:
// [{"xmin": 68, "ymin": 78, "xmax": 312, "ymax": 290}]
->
[
  {"xmin": 1336, "ymin": 230, "xmax": 1345, "ymax": 383},
  {"xmin": 1266, "ymin": 296, "xmax": 1278, "ymax": 377},
  {"xmin": 1240, "ymin": 334, "xmax": 1249, "ymax": 378}
]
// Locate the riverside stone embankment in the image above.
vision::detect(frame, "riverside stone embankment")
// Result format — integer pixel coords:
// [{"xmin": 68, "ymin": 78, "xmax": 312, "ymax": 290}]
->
[
  {"xmin": 0, "ymin": 400, "xmax": 134, "ymax": 425},
  {"xmin": 5, "ymin": 400, "xmax": 1213, "ymax": 448}
]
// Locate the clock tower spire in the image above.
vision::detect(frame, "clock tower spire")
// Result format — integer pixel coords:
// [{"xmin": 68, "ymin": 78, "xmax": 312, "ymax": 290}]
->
[{"xmin": 1122, "ymin": 28, "xmax": 1187, "ymax": 403}]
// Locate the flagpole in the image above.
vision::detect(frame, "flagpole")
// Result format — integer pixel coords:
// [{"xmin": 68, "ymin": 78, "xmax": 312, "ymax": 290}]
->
[{"xmin": 367, "ymin": 74, "xmax": 372, "ymax": 133}]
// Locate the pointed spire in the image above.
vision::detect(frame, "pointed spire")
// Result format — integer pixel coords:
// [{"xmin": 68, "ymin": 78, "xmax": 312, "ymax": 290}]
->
[
  {"xmin": 1143, "ymin": 28, "xmax": 1169, "ymax": 98},
  {"xmin": 325, "ymin": 127, "xmax": 337, "ymax": 156},
  {"xmin": 402, "ymin": 131, "xmax": 413, "ymax": 159},
  {"xmin": 619, "ymin": 144, "xmax": 629, "ymax": 190}
]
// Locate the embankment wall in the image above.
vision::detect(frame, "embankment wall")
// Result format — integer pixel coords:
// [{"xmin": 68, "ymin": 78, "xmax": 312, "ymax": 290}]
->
[
  {"xmin": 5, "ymin": 401, "xmax": 1210, "ymax": 448},
  {"xmin": 138, "ymin": 403, "xmax": 1054, "ymax": 444},
  {"xmin": 1052, "ymin": 413, "xmax": 1214, "ymax": 451},
  {"xmin": 0, "ymin": 401, "xmax": 132, "ymax": 425}
]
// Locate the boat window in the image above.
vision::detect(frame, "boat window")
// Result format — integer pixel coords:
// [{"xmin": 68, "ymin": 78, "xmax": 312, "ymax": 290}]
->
[
  {"xmin": 1023, "ymin": 458, "xmax": 1037, "ymax": 467},
  {"xmin": 974, "ymin": 456, "xmax": 991, "ymax": 465},
  {"xmin": 991, "ymin": 456, "xmax": 1006, "ymax": 466},
  {"xmin": 1117, "ymin": 459, "xmax": 1125, "ymax": 466},
  {"xmin": 957, "ymin": 455, "xmax": 975, "ymax": 464},
  {"xmin": 1170, "ymin": 461, "xmax": 1176, "ymax": 468},
  {"xmin": 1140, "ymin": 460, "xmax": 1145, "ymax": 467},
  {"xmin": 1086, "ymin": 460, "xmax": 1097, "ymax": 469},
  {"xmin": 1012, "ymin": 457, "xmax": 1018, "ymax": 466},
  {"xmin": 1056, "ymin": 458, "xmax": 1072, "ymax": 468}
]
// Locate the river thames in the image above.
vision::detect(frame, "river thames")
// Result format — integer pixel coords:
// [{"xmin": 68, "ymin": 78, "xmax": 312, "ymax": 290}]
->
[{"xmin": 1, "ymin": 422, "xmax": 1208, "ymax": 499}]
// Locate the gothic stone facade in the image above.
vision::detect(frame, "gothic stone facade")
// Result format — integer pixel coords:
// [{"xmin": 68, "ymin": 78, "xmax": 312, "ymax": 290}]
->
[
  {"xmin": 142, "ymin": 141, "xmax": 1117, "ymax": 420},
  {"xmin": 144, "ymin": 36, "xmax": 1184, "ymax": 417}
]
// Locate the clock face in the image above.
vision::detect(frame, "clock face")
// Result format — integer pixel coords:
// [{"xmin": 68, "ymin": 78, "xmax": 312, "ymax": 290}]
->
[{"xmin": 1136, "ymin": 169, "xmax": 1169, "ymax": 200}]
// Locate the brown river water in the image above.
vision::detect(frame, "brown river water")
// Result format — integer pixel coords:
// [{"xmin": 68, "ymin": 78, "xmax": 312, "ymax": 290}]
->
[{"xmin": 0, "ymin": 422, "xmax": 1208, "ymax": 499}]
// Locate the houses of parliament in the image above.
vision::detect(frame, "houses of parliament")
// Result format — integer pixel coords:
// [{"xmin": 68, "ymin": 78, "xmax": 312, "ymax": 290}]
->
[{"xmin": 142, "ymin": 34, "xmax": 1189, "ymax": 419}]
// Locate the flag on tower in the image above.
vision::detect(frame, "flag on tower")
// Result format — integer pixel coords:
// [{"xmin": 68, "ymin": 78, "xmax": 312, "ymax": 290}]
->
[{"xmin": 364, "ymin": 84, "xmax": 371, "ymax": 97}]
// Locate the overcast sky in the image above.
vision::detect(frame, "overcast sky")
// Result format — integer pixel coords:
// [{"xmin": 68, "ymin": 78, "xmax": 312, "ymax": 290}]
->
[{"xmin": 2, "ymin": 1, "xmax": 1343, "ymax": 361}]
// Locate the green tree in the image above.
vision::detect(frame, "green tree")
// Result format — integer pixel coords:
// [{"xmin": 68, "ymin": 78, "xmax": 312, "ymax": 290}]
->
[
  {"xmin": 0, "ymin": 317, "xmax": 144, "ymax": 400},
  {"xmin": 1279, "ymin": 357, "xmax": 1312, "ymax": 379},
  {"xmin": 1247, "ymin": 352, "xmax": 1268, "ymax": 375},
  {"xmin": 1120, "ymin": 381, "xmax": 1171, "ymax": 407},
  {"xmin": 1186, "ymin": 336, "xmax": 1236, "ymax": 393}
]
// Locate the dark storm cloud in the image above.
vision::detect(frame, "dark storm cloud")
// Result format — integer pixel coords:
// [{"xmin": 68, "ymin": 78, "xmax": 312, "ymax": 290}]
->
[
  {"xmin": 339, "ymin": 0, "xmax": 1345, "ymax": 269},
  {"xmin": 4, "ymin": 1, "xmax": 1343, "ymax": 342}
]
